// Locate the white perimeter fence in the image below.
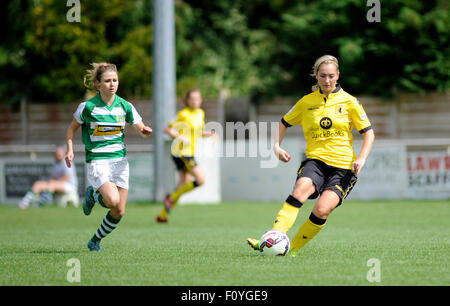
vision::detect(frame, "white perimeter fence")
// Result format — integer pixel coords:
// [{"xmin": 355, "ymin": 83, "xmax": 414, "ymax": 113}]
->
[{"xmin": 0, "ymin": 138, "xmax": 449, "ymax": 205}]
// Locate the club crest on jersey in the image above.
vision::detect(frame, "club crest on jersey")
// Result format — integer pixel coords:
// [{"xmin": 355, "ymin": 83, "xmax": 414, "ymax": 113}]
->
[
  {"xmin": 320, "ymin": 117, "xmax": 332, "ymax": 129},
  {"xmin": 335, "ymin": 104, "xmax": 346, "ymax": 115}
]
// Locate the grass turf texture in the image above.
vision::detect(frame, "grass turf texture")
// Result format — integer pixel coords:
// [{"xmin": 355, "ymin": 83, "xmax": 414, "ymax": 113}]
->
[{"xmin": 0, "ymin": 200, "xmax": 448, "ymax": 286}]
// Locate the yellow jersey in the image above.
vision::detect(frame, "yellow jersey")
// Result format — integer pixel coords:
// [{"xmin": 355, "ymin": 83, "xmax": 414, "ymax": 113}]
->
[
  {"xmin": 282, "ymin": 85, "xmax": 372, "ymax": 170},
  {"xmin": 169, "ymin": 107, "xmax": 205, "ymax": 157}
]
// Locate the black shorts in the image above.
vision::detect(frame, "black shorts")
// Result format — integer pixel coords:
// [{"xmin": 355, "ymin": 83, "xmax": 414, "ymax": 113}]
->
[
  {"xmin": 296, "ymin": 158, "xmax": 358, "ymax": 205},
  {"xmin": 171, "ymin": 155, "xmax": 198, "ymax": 172}
]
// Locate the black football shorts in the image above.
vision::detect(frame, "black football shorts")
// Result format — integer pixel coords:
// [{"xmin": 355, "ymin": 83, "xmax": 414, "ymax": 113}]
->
[
  {"xmin": 171, "ymin": 155, "xmax": 198, "ymax": 172},
  {"xmin": 296, "ymin": 158, "xmax": 358, "ymax": 205}
]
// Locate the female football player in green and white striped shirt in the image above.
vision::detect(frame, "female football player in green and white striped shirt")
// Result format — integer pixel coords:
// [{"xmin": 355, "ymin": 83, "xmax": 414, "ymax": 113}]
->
[{"xmin": 65, "ymin": 63, "xmax": 152, "ymax": 252}]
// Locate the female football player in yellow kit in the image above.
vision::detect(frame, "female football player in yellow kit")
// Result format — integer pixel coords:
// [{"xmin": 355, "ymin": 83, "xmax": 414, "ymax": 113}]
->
[
  {"xmin": 156, "ymin": 89, "xmax": 215, "ymax": 223},
  {"xmin": 247, "ymin": 55, "xmax": 375, "ymax": 256}
]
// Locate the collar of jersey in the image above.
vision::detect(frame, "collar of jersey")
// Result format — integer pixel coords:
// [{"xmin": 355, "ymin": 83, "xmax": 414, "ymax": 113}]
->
[
  {"xmin": 318, "ymin": 84, "xmax": 342, "ymax": 100},
  {"xmin": 185, "ymin": 106, "xmax": 200, "ymax": 112},
  {"xmin": 94, "ymin": 93, "xmax": 117, "ymax": 110}
]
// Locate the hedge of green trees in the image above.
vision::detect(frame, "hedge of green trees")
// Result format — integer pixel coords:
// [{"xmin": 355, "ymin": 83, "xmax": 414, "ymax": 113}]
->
[{"xmin": 0, "ymin": 0, "xmax": 448, "ymax": 106}]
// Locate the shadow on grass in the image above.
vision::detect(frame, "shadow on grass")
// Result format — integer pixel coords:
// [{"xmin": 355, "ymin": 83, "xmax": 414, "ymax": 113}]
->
[
  {"xmin": 1, "ymin": 248, "xmax": 83, "ymax": 255},
  {"xmin": 29, "ymin": 249, "xmax": 82, "ymax": 255}
]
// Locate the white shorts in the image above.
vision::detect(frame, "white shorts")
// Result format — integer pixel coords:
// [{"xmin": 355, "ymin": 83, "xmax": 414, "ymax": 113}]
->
[{"xmin": 87, "ymin": 158, "xmax": 129, "ymax": 191}]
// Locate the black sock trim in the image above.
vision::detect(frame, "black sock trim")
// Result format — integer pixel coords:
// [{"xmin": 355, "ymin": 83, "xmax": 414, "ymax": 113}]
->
[
  {"xmin": 309, "ymin": 213, "xmax": 326, "ymax": 225},
  {"xmin": 91, "ymin": 235, "xmax": 101, "ymax": 242},
  {"xmin": 285, "ymin": 195, "xmax": 303, "ymax": 208},
  {"xmin": 106, "ymin": 211, "xmax": 121, "ymax": 224}
]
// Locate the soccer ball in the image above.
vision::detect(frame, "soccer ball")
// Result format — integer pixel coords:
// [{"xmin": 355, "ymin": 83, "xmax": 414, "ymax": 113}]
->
[{"xmin": 259, "ymin": 230, "xmax": 290, "ymax": 256}]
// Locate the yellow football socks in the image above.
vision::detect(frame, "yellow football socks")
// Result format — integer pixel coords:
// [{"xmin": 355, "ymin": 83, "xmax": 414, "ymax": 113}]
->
[
  {"xmin": 158, "ymin": 181, "xmax": 199, "ymax": 219},
  {"xmin": 291, "ymin": 213, "xmax": 326, "ymax": 252},
  {"xmin": 158, "ymin": 207, "xmax": 169, "ymax": 219},
  {"xmin": 272, "ymin": 195, "xmax": 303, "ymax": 233},
  {"xmin": 170, "ymin": 181, "xmax": 197, "ymax": 204}
]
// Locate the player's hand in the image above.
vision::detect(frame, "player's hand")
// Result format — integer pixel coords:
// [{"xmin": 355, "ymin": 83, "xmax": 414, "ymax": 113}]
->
[
  {"xmin": 208, "ymin": 131, "xmax": 216, "ymax": 142},
  {"xmin": 351, "ymin": 158, "xmax": 366, "ymax": 176},
  {"xmin": 204, "ymin": 130, "xmax": 217, "ymax": 144},
  {"xmin": 141, "ymin": 126, "xmax": 152, "ymax": 137},
  {"xmin": 202, "ymin": 130, "xmax": 216, "ymax": 138},
  {"xmin": 65, "ymin": 152, "xmax": 74, "ymax": 168},
  {"xmin": 274, "ymin": 146, "xmax": 291, "ymax": 163}
]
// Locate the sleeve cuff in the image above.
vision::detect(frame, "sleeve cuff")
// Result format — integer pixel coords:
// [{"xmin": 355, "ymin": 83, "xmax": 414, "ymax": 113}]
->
[
  {"xmin": 74, "ymin": 115, "xmax": 83, "ymax": 125},
  {"xmin": 281, "ymin": 118, "xmax": 292, "ymax": 128},
  {"xmin": 359, "ymin": 126, "xmax": 372, "ymax": 134}
]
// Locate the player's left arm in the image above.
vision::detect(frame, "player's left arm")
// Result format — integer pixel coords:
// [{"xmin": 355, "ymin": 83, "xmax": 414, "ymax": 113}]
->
[
  {"xmin": 349, "ymin": 99, "xmax": 375, "ymax": 176},
  {"xmin": 201, "ymin": 130, "xmax": 215, "ymax": 137},
  {"xmin": 201, "ymin": 126, "xmax": 215, "ymax": 137},
  {"xmin": 352, "ymin": 129, "xmax": 375, "ymax": 176},
  {"xmin": 199, "ymin": 110, "xmax": 214, "ymax": 137},
  {"xmin": 127, "ymin": 102, "xmax": 152, "ymax": 138},
  {"xmin": 133, "ymin": 121, "xmax": 152, "ymax": 138}
]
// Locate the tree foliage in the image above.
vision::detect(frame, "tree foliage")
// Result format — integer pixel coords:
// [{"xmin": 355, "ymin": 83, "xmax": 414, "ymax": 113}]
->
[
  {"xmin": 177, "ymin": 0, "xmax": 449, "ymax": 98},
  {"xmin": 0, "ymin": 0, "xmax": 448, "ymax": 106}
]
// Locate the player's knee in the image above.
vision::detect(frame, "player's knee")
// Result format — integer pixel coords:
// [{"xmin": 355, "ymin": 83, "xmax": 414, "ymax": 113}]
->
[
  {"xmin": 292, "ymin": 180, "xmax": 315, "ymax": 202},
  {"xmin": 47, "ymin": 182, "xmax": 57, "ymax": 192},
  {"xmin": 104, "ymin": 194, "xmax": 121, "ymax": 208},
  {"xmin": 292, "ymin": 188, "xmax": 313, "ymax": 203},
  {"xmin": 195, "ymin": 177, "xmax": 205, "ymax": 186},
  {"xmin": 112, "ymin": 207, "xmax": 125, "ymax": 219},
  {"xmin": 32, "ymin": 181, "xmax": 47, "ymax": 193},
  {"xmin": 313, "ymin": 206, "xmax": 332, "ymax": 219},
  {"xmin": 291, "ymin": 190, "xmax": 305, "ymax": 202}
]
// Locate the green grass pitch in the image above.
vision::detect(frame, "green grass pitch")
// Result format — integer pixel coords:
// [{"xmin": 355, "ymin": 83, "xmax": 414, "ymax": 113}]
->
[{"xmin": 0, "ymin": 200, "xmax": 448, "ymax": 286}]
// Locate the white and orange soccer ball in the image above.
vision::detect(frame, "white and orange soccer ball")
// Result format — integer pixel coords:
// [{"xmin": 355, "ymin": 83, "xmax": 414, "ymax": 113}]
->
[{"xmin": 259, "ymin": 230, "xmax": 290, "ymax": 256}]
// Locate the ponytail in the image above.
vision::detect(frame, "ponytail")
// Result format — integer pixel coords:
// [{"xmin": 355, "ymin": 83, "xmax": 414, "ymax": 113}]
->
[{"xmin": 83, "ymin": 62, "xmax": 118, "ymax": 91}]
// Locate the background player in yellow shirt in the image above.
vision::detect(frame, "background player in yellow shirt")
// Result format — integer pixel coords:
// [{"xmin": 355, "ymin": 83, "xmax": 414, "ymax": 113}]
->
[
  {"xmin": 156, "ymin": 89, "xmax": 215, "ymax": 223},
  {"xmin": 248, "ymin": 55, "xmax": 375, "ymax": 256}
]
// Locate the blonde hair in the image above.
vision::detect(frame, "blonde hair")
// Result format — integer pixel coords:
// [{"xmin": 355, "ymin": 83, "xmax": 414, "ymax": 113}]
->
[
  {"xmin": 310, "ymin": 55, "xmax": 339, "ymax": 91},
  {"xmin": 83, "ymin": 62, "xmax": 118, "ymax": 91}
]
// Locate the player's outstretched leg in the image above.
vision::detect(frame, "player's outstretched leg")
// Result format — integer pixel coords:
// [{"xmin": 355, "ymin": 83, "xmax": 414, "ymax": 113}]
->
[
  {"xmin": 87, "ymin": 211, "xmax": 121, "ymax": 252},
  {"xmin": 155, "ymin": 194, "xmax": 172, "ymax": 223},
  {"xmin": 247, "ymin": 238, "xmax": 260, "ymax": 251}
]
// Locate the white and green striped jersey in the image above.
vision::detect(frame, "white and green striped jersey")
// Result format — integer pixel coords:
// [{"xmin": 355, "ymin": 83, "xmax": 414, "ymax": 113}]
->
[{"xmin": 73, "ymin": 94, "xmax": 142, "ymax": 162}]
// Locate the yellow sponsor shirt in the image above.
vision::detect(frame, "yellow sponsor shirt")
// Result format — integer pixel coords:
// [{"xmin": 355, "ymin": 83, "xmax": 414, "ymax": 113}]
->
[
  {"xmin": 169, "ymin": 107, "xmax": 205, "ymax": 157},
  {"xmin": 282, "ymin": 85, "xmax": 372, "ymax": 170}
]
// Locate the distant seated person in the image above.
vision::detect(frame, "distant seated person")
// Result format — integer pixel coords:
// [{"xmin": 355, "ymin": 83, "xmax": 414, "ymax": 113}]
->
[{"xmin": 18, "ymin": 146, "xmax": 79, "ymax": 209}]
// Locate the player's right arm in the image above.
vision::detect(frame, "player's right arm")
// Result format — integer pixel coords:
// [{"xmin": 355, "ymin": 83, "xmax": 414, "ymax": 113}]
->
[
  {"xmin": 164, "ymin": 124, "xmax": 180, "ymax": 139},
  {"xmin": 65, "ymin": 118, "xmax": 81, "ymax": 168},
  {"xmin": 274, "ymin": 99, "xmax": 303, "ymax": 163},
  {"xmin": 274, "ymin": 122, "xmax": 291, "ymax": 162},
  {"xmin": 164, "ymin": 111, "xmax": 191, "ymax": 145}
]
